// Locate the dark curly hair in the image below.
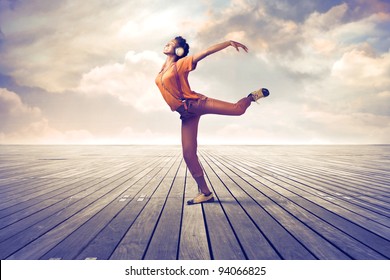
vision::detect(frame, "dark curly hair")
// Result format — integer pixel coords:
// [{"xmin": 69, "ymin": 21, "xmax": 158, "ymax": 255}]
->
[{"xmin": 175, "ymin": 36, "xmax": 190, "ymax": 58}]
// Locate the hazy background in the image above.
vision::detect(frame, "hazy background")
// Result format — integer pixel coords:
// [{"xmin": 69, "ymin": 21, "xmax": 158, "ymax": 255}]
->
[{"xmin": 1, "ymin": 0, "xmax": 389, "ymax": 145}]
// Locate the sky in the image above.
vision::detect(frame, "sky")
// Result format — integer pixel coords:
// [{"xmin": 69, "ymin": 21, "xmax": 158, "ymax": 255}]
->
[{"xmin": 0, "ymin": 0, "xmax": 389, "ymax": 145}]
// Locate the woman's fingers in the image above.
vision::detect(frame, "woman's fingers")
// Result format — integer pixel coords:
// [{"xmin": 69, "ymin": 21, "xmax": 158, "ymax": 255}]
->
[{"xmin": 231, "ymin": 41, "xmax": 248, "ymax": 52}]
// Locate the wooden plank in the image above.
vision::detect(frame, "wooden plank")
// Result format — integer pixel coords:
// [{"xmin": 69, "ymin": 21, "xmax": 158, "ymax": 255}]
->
[
  {"xmin": 0, "ymin": 158, "xmax": 131, "ymax": 213},
  {"xmin": 223, "ymin": 153, "xmax": 390, "ymax": 233},
  {"xmin": 201, "ymin": 167, "xmax": 247, "ymax": 260},
  {"xmin": 262, "ymin": 158, "xmax": 390, "ymax": 208},
  {"xmin": 231, "ymin": 152, "xmax": 389, "ymax": 200},
  {"xmin": 201, "ymin": 153, "xmax": 281, "ymax": 259},
  {"xmin": 202, "ymin": 147, "xmax": 390, "ymax": 259},
  {"xmin": 202, "ymin": 202, "xmax": 246, "ymax": 260},
  {"xmin": 0, "ymin": 158, "xmax": 148, "ymax": 242},
  {"xmin": 75, "ymin": 158, "xmax": 179, "ymax": 260},
  {"xmin": 2, "ymin": 156, "xmax": 163, "ymax": 259},
  {"xmin": 0, "ymin": 145, "xmax": 388, "ymax": 261},
  {"xmin": 0, "ymin": 157, "xmax": 145, "ymax": 221},
  {"xmin": 143, "ymin": 159, "xmax": 186, "ymax": 260},
  {"xmin": 109, "ymin": 155, "xmax": 182, "ymax": 260},
  {"xmin": 244, "ymin": 159, "xmax": 390, "ymax": 237},
  {"xmin": 202, "ymin": 151, "xmax": 351, "ymax": 259},
  {"xmin": 259, "ymin": 175, "xmax": 390, "ymax": 256},
  {"xmin": 200, "ymin": 153, "xmax": 317, "ymax": 260},
  {"xmin": 41, "ymin": 157, "xmax": 176, "ymax": 260},
  {"xmin": 215, "ymin": 155, "xmax": 390, "ymax": 258},
  {"xmin": 0, "ymin": 177, "xmax": 101, "ymax": 233},
  {"xmin": 178, "ymin": 171, "xmax": 211, "ymax": 260}
]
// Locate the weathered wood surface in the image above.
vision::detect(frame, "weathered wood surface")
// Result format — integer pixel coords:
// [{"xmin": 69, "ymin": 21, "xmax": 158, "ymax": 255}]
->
[{"xmin": 0, "ymin": 145, "xmax": 389, "ymax": 260}]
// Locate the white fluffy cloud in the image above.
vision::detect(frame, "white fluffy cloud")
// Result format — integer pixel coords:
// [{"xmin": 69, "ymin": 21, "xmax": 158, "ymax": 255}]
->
[
  {"xmin": 0, "ymin": 0, "xmax": 203, "ymax": 92},
  {"xmin": 77, "ymin": 50, "xmax": 166, "ymax": 112},
  {"xmin": 0, "ymin": 88, "xmax": 100, "ymax": 144},
  {"xmin": 332, "ymin": 48, "xmax": 390, "ymax": 88},
  {"xmin": 190, "ymin": 0, "xmax": 390, "ymax": 144},
  {"xmin": 0, "ymin": 88, "xmax": 54, "ymax": 143},
  {"xmin": 0, "ymin": 88, "xmax": 42, "ymax": 131}
]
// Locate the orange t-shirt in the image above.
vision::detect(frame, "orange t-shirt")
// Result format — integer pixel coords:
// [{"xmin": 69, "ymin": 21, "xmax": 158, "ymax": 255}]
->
[{"xmin": 155, "ymin": 55, "xmax": 201, "ymax": 111}]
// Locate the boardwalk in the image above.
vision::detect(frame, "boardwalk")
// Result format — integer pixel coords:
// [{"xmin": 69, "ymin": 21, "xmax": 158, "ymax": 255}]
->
[{"xmin": 0, "ymin": 145, "xmax": 389, "ymax": 260}]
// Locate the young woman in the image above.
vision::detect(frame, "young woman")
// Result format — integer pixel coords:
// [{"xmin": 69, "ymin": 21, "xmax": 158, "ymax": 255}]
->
[{"xmin": 155, "ymin": 36, "xmax": 269, "ymax": 205}]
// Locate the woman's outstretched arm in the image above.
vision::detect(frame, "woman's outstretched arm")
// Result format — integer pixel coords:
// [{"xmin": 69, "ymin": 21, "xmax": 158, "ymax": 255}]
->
[{"xmin": 192, "ymin": 40, "xmax": 248, "ymax": 64}]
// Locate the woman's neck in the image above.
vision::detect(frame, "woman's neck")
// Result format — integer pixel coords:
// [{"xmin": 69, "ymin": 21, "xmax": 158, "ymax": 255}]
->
[
  {"xmin": 165, "ymin": 55, "xmax": 177, "ymax": 66},
  {"xmin": 161, "ymin": 56, "xmax": 177, "ymax": 72}
]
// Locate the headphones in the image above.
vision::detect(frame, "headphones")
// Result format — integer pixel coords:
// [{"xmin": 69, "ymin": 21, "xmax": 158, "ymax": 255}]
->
[{"xmin": 175, "ymin": 47, "xmax": 184, "ymax": 57}]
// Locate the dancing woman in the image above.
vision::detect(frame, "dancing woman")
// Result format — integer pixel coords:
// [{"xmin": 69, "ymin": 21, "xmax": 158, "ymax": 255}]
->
[{"xmin": 155, "ymin": 36, "xmax": 269, "ymax": 204}]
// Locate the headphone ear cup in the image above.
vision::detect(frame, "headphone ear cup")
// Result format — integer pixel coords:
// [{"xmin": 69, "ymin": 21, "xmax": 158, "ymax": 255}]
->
[{"xmin": 175, "ymin": 47, "xmax": 184, "ymax": 57}]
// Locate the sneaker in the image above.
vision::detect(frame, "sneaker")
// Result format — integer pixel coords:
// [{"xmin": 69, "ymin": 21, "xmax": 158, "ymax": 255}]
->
[
  {"xmin": 249, "ymin": 88, "xmax": 270, "ymax": 102},
  {"xmin": 187, "ymin": 192, "xmax": 214, "ymax": 205}
]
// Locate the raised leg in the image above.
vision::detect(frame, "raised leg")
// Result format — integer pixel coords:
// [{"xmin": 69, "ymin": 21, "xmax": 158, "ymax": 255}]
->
[{"xmin": 188, "ymin": 96, "xmax": 253, "ymax": 116}]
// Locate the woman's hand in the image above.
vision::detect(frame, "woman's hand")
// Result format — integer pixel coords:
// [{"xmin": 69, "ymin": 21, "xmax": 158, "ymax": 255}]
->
[{"xmin": 230, "ymin": 41, "xmax": 248, "ymax": 52}]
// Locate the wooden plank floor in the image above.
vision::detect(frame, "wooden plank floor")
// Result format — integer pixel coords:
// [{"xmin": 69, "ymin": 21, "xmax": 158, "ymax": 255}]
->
[{"xmin": 0, "ymin": 145, "xmax": 389, "ymax": 260}]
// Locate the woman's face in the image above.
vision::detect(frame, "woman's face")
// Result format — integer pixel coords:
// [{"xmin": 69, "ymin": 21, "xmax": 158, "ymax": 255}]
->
[{"xmin": 163, "ymin": 39, "xmax": 177, "ymax": 55}]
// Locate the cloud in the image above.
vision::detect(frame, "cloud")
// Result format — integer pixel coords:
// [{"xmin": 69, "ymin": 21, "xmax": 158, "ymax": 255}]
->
[
  {"xmin": 0, "ymin": 88, "xmax": 42, "ymax": 132},
  {"xmin": 0, "ymin": 88, "xmax": 57, "ymax": 143},
  {"xmin": 0, "ymin": 1, "xmax": 145, "ymax": 91},
  {"xmin": 0, "ymin": 82, "xmax": 183, "ymax": 144},
  {"xmin": 300, "ymin": 108, "xmax": 390, "ymax": 144},
  {"xmin": 77, "ymin": 50, "xmax": 166, "ymax": 112},
  {"xmin": 0, "ymin": 0, "xmax": 389, "ymax": 144},
  {"xmin": 193, "ymin": 0, "xmax": 390, "ymax": 143},
  {"xmin": 195, "ymin": 1, "xmax": 389, "ymax": 78},
  {"xmin": 332, "ymin": 47, "xmax": 390, "ymax": 88},
  {"xmin": 0, "ymin": 88, "xmax": 98, "ymax": 144},
  {"xmin": 0, "ymin": 0, "xmax": 205, "ymax": 92}
]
